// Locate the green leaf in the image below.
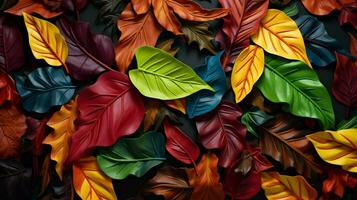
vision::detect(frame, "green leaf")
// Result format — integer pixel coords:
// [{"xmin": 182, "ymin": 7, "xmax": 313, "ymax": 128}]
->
[
  {"xmin": 337, "ymin": 116, "xmax": 357, "ymax": 130},
  {"xmin": 281, "ymin": 1, "xmax": 299, "ymax": 17},
  {"xmin": 256, "ymin": 54, "xmax": 335, "ymax": 129},
  {"xmin": 96, "ymin": 131, "xmax": 166, "ymax": 180},
  {"xmin": 241, "ymin": 107, "xmax": 274, "ymax": 137},
  {"xmin": 129, "ymin": 46, "xmax": 214, "ymax": 100},
  {"xmin": 181, "ymin": 21, "xmax": 216, "ymax": 54}
]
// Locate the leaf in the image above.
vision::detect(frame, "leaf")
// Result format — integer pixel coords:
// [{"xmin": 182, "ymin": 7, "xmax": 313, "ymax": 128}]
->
[
  {"xmin": 0, "ymin": 70, "xmax": 19, "ymax": 106},
  {"xmin": 144, "ymin": 166, "xmax": 193, "ymax": 200},
  {"xmin": 156, "ymin": 39, "xmax": 179, "ymax": 56},
  {"xmin": 23, "ymin": 13, "xmax": 69, "ymax": 72},
  {"xmin": 5, "ymin": 0, "xmax": 63, "ymax": 18},
  {"xmin": 144, "ymin": 100, "xmax": 160, "ymax": 132},
  {"xmin": 295, "ymin": 15, "xmax": 352, "ymax": 67},
  {"xmin": 217, "ymin": 0, "xmax": 269, "ymax": 70},
  {"xmin": 97, "ymin": 131, "xmax": 166, "ymax": 179},
  {"xmin": 43, "ymin": 99, "xmax": 78, "ymax": 179},
  {"xmin": 0, "ymin": 0, "xmax": 17, "ymax": 10},
  {"xmin": 73, "ymin": 157, "xmax": 117, "ymax": 200},
  {"xmin": 0, "ymin": 159, "xmax": 32, "ymax": 200},
  {"xmin": 261, "ymin": 171, "xmax": 318, "ymax": 200},
  {"xmin": 270, "ymin": 0, "xmax": 292, "ymax": 6},
  {"xmin": 350, "ymin": 33, "xmax": 357, "ymax": 56},
  {"xmin": 321, "ymin": 168, "xmax": 357, "ymax": 199},
  {"xmin": 252, "ymin": 9, "xmax": 312, "ymax": 67},
  {"xmin": 337, "ymin": 116, "xmax": 357, "ymax": 130},
  {"xmin": 129, "ymin": 46, "xmax": 213, "ymax": 100},
  {"xmin": 149, "ymin": 0, "xmax": 228, "ymax": 35},
  {"xmin": 332, "ymin": 53, "xmax": 357, "ymax": 108},
  {"xmin": 339, "ymin": 4, "xmax": 357, "ymax": 29},
  {"xmin": 57, "ymin": 18, "xmax": 114, "ymax": 81},
  {"xmin": 231, "ymin": 45, "xmax": 264, "ymax": 103},
  {"xmin": 67, "ymin": 71, "xmax": 144, "ymax": 163},
  {"xmin": 241, "ymin": 107, "xmax": 274, "ymax": 137},
  {"xmin": 15, "ymin": 67, "xmax": 75, "ymax": 113},
  {"xmin": 39, "ymin": 154, "xmax": 51, "ymax": 196},
  {"xmin": 0, "ymin": 16, "xmax": 25, "ymax": 72},
  {"xmin": 165, "ymin": 99, "xmax": 187, "ymax": 114},
  {"xmin": 163, "ymin": 119, "xmax": 200, "ymax": 165},
  {"xmin": 307, "ymin": 129, "xmax": 357, "ymax": 173},
  {"xmin": 256, "ymin": 54, "xmax": 335, "ymax": 129},
  {"xmin": 181, "ymin": 21, "xmax": 215, "ymax": 54},
  {"xmin": 223, "ymin": 170, "xmax": 261, "ymax": 200},
  {"xmin": 0, "ymin": 105, "xmax": 27, "ymax": 158},
  {"xmin": 186, "ymin": 52, "xmax": 227, "ymax": 118},
  {"xmin": 301, "ymin": 0, "xmax": 342, "ymax": 15},
  {"xmin": 115, "ymin": 3, "xmax": 163, "ymax": 72},
  {"xmin": 196, "ymin": 101, "xmax": 246, "ymax": 168},
  {"xmin": 186, "ymin": 153, "xmax": 225, "ymax": 200},
  {"xmin": 258, "ymin": 114, "xmax": 323, "ymax": 178},
  {"xmin": 281, "ymin": 1, "xmax": 299, "ymax": 17}
]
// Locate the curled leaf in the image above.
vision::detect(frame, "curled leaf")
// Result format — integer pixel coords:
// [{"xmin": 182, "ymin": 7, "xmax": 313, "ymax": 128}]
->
[{"xmin": 5, "ymin": 0, "xmax": 63, "ymax": 18}]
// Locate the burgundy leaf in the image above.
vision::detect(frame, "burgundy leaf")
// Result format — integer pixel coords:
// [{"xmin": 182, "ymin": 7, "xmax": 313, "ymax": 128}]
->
[
  {"xmin": 332, "ymin": 53, "xmax": 357, "ymax": 109},
  {"xmin": 196, "ymin": 101, "xmax": 246, "ymax": 168},
  {"xmin": 0, "ymin": 16, "xmax": 24, "ymax": 72},
  {"xmin": 0, "ymin": 70, "xmax": 19, "ymax": 105},
  {"xmin": 67, "ymin": 71, "xmax": 145, "ymax": 163},
  {"xmin": 216, "ymin": 0, "xmax": 269, "ymax": 71},
  {"xmin": 163, "ymin": 119, "xmax": 200, "ymax": 165},
  {"xmin": 339, "ymin": 4, "xmax": 357, "ymax": 29},
  {"xmin": 223, "ymin": 170, "xmax": 261, "ymax": 200},
  {"xmin": 57, "ymin": 17, "xmax": 114, "ymax": 80}
]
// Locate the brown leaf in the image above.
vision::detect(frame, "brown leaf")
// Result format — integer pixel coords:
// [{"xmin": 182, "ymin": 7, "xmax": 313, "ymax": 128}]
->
[
  {"xmin": 186, "ymin": 153, "xmax": 225, "ymax": 200},
  {"xmin": 145, "ymin": 166, "xmax": 192, "ymax": 200},
  {"xmin": 258, "ymin": 114, "xmax": 323, "ymax": 179},
  {"xmin": 39, "ymin": 154, "xmax": 51, "ymax": 196},
  {"xmin": 0, "ymin": 104, "xmax": 27, "ymax": 158},
  {"xmin": 115, "ymin": 3, "xmax": 163, "ymax": 72},
  {"xmin": 144, "ymin": 100, "xmax": 160, "ymax": 131},
  {"xmin": 181, "ymin": 21, "xmax": 215, "ymax": 54},
  {"xmin": 156, "ymin": 39, "xmax": 179, "ymax": 56},
  {"xmin": 349, "ymin": 33, "xmax": 357, "ymax": 56},
  {"xmin": 5, "ymin": 0, "xmax": 63, "ymax": 18}
]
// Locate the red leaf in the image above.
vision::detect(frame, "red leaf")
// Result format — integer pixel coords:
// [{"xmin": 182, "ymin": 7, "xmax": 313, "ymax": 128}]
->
[
  {"xmin": 196, "ymin": 101, "xmax": 246, "ymax": 168},
  {"xmin": 216, "ymin": 0, "xmax": 269, "ymax": 71},
  {"xmin": 67, "ymin": 71, "xmax": 145, "ymax": 163},
  {"xmin": 0, "ymin": 70, "xmax": 19, "ymax": 106},
  {"xmin": 321, "ymin": 168, "xmax": 357, "ymax": 199},
  {"xmin": 246, "ymin": 146, "xmax": 272, "ymax": 173},
  {"xmin": 332, "ymin": 53, "xmax": 357, "ymax": 109},
  {"xmin": 223, "ymin": 170, "xmax": 261, "ymax": 200},
  {"xmin": 339, "ymin": 4, "xmax": 357, "ymax": 29},
  {"xmin": 163, "ymin": 119, "xmax": 200, "ymax": 165}
]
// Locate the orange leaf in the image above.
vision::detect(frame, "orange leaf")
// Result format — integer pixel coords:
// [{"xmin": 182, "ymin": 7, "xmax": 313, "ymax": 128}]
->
[
  {"xmin": 261, "ymin": 171, "xmax": 317, "ymax": 200},
  {"xmin": 321, "ymin": 168, "xmax": 357, "ymax": 199},
  {"xmin": 5, "ymin": 0, "xmax": 63, "ymax": 18},
  {"xmin": 43, "ymin": 99, "xmax": 78, "ymax": 179},
  {"xmin": 349, "ymin": 33, "xmax": 357, "ymax": 56},
  {"xmin": 301, "ymin": 0, "xmax": 342, "ymax": 16},
  {"xmin": 114, "ymin": 3, "xmax": 163, "ymax": 72},
  {"xmin": 0, "ymin": 104, "xmax": 27, "ymax": 158},
  {"xmin": 186, "ymin": 153, "xmax": 225, "ymax": 200},
  {"xmin": 73, "ymin": 157, "xmax": 117, "ymax": 200},
  {"xmin": 144, "ymin": 100, "xmax": 160, "ymax": 131},
  {"xmin": 165, "ymin": 98, "xmax": 186, "ymax": 114}
]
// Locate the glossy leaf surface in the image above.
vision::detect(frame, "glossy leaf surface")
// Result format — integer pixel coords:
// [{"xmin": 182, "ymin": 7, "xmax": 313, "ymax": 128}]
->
[
  {"xmin": 252, "ymin": 9, "xmax": 311, "ymax": 67},
  {"xmin": 97, "ymin": 131, "xmax": 166, "ymax": 179},
  {"xmin": 0, "ymin": 70, "xmax": 19, "ymax": 106},
  {"xmin": 241, "ymin": 107, "xmax": 273, "ymax": 137},
  {"xmin": 301, "ymin": 0, "xmax": 342, "ymax": 15},
  {"xmin": 5, "ymin": 0, "xmax": 63, "ymax": 18},
  {"xmin": 307, "ymin": 129, "xmax": 357, "ymax": 173},
  {"xmin": 129, "ymin": 46, "xmax": 213, "ymax": 100},
  {"xmin": 256, "ymin": 55, "xmax": 335, "ymax": 129},
  {"xmin": 186, "ymin": 52, "xmax": 226, "ymax": 118},
  {"xmin": 67, "ymin": 71, "xmax": 144, "ymax": 162}
]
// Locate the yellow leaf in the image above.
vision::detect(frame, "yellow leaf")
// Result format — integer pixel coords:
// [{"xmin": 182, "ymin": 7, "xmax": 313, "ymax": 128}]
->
[
  {"xmin": 306, "ymin": 129, "xmax": 357, "ymax": 173},
  {"xmin": 231, "ymin": 45, "xmax": 264, "ymax": 103},
  {"xmin": 165, "ymin": 99, "xmax": 186, "ymax": 114},
  {"xmin": 252, "ymin": 9, "xmax": 311, "ymax": 67},
  {"xmin": 73, "ymin": 157, "xmax": 117, "ymax": 200},
  {"xmin": 43, "ymin": 99, "xmax": 78, "ymax": 179},
  {"xmin": 261, "ymin": 171, "xmax": 317, "ymax": 200},
  {"xmin": 23, "ymin": 13, "xmax": 69, "ymax": 72}
]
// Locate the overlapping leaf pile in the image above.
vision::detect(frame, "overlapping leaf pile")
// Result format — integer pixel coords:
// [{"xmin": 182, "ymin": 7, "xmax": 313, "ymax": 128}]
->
[{"xmin": 0, "ymin": 0, "xmax": 356, "ymax": 199}]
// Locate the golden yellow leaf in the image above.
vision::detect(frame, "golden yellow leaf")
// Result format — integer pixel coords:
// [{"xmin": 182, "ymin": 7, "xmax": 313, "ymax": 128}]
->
[
  {"xmin": 306, "ymin": 129, "xmax": 357, "ymax": 173},
  {"xmin": 73, "ymin": 157, "xmax": 117, "ymax": 200},
  {"xmin": 43, "ymin": 99, "xmax": 78, "ymax": 179},
  {"xmin": 261, "ymin": 171, "xmax": 317, "ymax": 200},
  {"xmin": 23, "ymin": 13, "xmax": 69, "ymax": 72},
  {"xmin": 231, "ymin": 45, "xmax": 264, "ymax": 103},
  {"xmin": 252, "ymin": 9, "xmax": 311, "ymax": 67}
]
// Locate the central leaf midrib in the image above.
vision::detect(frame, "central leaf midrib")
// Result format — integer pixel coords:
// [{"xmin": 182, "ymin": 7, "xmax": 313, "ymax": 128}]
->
[
  {"xmin": 264, "ymin": 63, "xmax": 326, "ymax": 119},
  {"xmin": 138, "ymin": 68, "xmax": 203, "ymax": 85},
  {"xmin": 103, "ymin": 157, "xmax": 166, "ymax": 162}
]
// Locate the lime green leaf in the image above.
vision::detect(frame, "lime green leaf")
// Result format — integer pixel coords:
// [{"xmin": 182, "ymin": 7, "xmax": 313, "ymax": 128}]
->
[
  {"xmin": 256, "ymin": 54, "xmax": 335, "ymax": 129},
  {"xmin": 97, "ymin": 131, "xmax": 166, "ymax": 180},
  {"xmin": 129, "ymin": 46, "xmax": 214, "ymax": 100}
]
